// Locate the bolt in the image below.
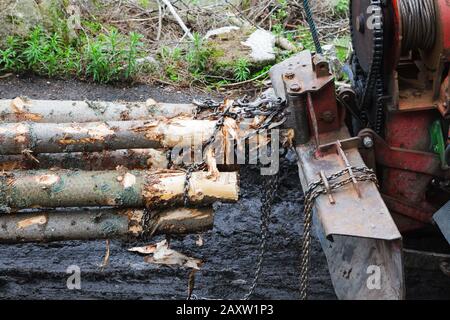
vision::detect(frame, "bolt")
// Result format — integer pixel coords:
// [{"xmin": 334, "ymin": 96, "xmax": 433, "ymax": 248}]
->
[
  {"xmin": 290, "ymin": 83, "xmax": 301, "ymax": 92},
  {"xmin": 284, "ymin": 72, "xmax": 295, "ymax": 79},
  {"xmin": 320, "ymin": 111, "xmax": 335, "ymax": 123},
  {"xmin": 356, "ymin": 14, "xmax": 365, "ymax": 33},
  {"xmin": 363, "ymin": 136, "xmax": 374, "ymax": 149},
  {"xmin": 413, "ymin": 90, "xmax": 422, "ymax": 97}
]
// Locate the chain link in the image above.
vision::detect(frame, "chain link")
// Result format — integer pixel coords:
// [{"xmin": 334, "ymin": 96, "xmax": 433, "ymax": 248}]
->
[
  {"xmin": 182, "ymin": 105, "xmax": 231, "ymax": 207},
  {"xmin": 159, "ymin": 95, "xmax": 288, "ymax": 299},
  {"xmin": 182, "ymin": 96, "xmax": 287, "ymax": 207},
  {"xmin": 140, "ymin": 208, "xmax": 156, "ymax": 240},
  {"xmin": 243, "ymin": 172, "xmax": 280, "ymax": 300},
  {"xmin": 299, "ymin": 166, "xmax": 378, "ymax": 300}
]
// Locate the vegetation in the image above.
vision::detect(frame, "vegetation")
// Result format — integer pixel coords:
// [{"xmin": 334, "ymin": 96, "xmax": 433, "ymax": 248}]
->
[
  {"xmin": 0, "ymin": 25, "xmax": 144, "ymax": 83},
  {"xmin": 0, "ymin": 1, "xmax": 144, "ymax": 83},
  {"xmin": 334, "ymin": 0, "xmax": 350, "ymax": 17},
  {"xmin": 0, "ymin": 0, "xmax": 350, "ymax": 87}
]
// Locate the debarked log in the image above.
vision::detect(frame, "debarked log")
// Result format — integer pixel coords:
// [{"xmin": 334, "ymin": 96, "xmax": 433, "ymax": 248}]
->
[
  {"xmin": 0, "ymin": 119, "xmax": 217, "ymax": 155},
  {"xmin": 0, "ymin": 207, "xmax": 213, "ymax": 243},
  {"xmin": 0, "ymin": 149, "xmax": 168, "ymax": 171},
  {"xmin": 0, "ymin": 170, "xmax": 239, "ymax": 211},
  {"xmin": 0, "ymin": 99, "xmax": 196, "ymax": 123}
]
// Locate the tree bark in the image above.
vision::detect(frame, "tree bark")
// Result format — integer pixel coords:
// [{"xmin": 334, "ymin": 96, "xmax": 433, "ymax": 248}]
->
[
  {"xmin": 0, "ymin": 170, "xmax": 239, "ymax": 211},
  {"xmin": 0, "ymin": 99, "xmax": 196, "ymax": 123},
  {"xmin": 0, "ymin": 207, "xmax": 213, "ymax": 243},
  {"xmin": 0, "ymin": 149, "xmax": 168, "ymax": 171},
  {"xmin": 0, "ymin": 119, "xmax": 217, "ymax": 155}
]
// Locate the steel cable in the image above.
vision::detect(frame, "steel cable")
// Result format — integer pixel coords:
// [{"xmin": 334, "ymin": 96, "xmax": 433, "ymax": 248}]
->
[
  {"xmin": 398, "ymin": 0, "xmax": 437, "ymax": 51},
  {"xmin": 302, "ymin": 0, "xmax": 322, "ymax": 54}
]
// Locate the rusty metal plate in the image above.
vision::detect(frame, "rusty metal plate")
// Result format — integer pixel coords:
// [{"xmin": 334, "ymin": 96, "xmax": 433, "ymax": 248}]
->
[
  {"xmin": 314, "ymin": 213, "xmax": 405, "ymax": 300},
  {"xmin": 269, "ymin": 51, "xmax": 334, "ymax": 98},
  {"xmin": 398, "ymin": 89, "xmax": 436, "ymax": 112},
  {"xmin": 297, "ymin": 127, "xmax": 404, "ymax": 299},
  {"xmin": 296, "ymin": 127, "xmax": 402, "ymax": 241}
]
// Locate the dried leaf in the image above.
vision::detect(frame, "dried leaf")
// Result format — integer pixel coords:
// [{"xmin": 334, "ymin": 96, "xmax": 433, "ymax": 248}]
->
[
  {"xmin": 128, "ymin": 244, "xmax": 157, "ymax": 255},
  {"xmin": 143, "ymin": 240, "xmax": 202, "ymax": 270},
  {"xmin": 17, "ymin": 215, "xmax": 47, "ymax": 230},
  {"xmin": 196, "ymin": 235, "xmax": 204, "ymax": 247}
]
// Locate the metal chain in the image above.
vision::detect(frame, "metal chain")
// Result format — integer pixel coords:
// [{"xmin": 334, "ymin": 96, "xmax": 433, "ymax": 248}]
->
[
  {"xmin": 183, "ymin": 162, "xmax": 207, "ymax": 206},
  {"xmin": 299, "ymin": 166, "xmax": 378, "ymax": 300},
  {"xmin": 243, "ymin": 172, "xmax": 280, "ymax": 300},
  {"xmin": 350, "ymin": 0, "xmax": 385, "ymax": 134},
  {"xmin": 140, "ymin": 208, "xmax": 156, "ymax": 240},
  {"xmin": 183, "ymin": 96, "xmax": 287, "ymax": 207},
  {"xmin": 178, "ymin": 95, "xmax": 288, "ymax": 299},
  {"xmin": 182, "ymin": 108, "xmax": 229, "ymax": 207}
]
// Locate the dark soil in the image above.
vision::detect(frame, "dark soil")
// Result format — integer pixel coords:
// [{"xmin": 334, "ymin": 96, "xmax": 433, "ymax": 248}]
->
[{"xmin": 0, "ymin": 74, "xmax": 448, "ymax": 300}]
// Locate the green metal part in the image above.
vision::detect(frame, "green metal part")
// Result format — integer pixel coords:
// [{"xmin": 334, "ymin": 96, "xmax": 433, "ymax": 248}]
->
[{"xmin": 430, "ymin": 120, "xmax": 447, "ymax": 168}]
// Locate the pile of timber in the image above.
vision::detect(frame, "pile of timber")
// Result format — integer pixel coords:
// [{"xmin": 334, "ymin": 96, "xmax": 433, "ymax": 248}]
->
[{"xmin": 0, "ymin": 98, "xmax": 240, "ymax": 243}]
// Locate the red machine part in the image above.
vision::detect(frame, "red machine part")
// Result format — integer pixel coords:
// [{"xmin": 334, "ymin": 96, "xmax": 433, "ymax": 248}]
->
[
  {"xmin": 358, "ymin": 0, "xmax": 450, "ymax": 232},
  {"xmin": 437, "ymin": 0, "xmax": 450, "ymax": 59}
]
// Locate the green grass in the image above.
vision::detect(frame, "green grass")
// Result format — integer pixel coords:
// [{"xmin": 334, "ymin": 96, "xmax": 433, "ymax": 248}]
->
[
  {"xmin": 334, "ymin": 36, "xmax": 351, "ymax": 63},
  {"xmin": 0, "ymin": 0, "xmax": 145, "ymax": 83},
  {"xmin": 334, "ymin": 0, "xmax": 350, "ymax": 16},
  {"xmin": 233, "ymin": 58, "xmax": 251, "ymax": 82},
  {"xmin": 0, "ymin": 25, "xmax": 144, "ymax": 83}
]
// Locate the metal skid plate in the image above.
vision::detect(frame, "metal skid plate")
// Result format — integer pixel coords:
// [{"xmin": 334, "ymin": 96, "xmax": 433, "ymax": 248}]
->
[
  {"xmin": 297, "ymin": 128, "xmax": 401, "ymax": 240},
  {"xmin": 297, "ymin": 128, "xmax": 404, "ymax": 300}
]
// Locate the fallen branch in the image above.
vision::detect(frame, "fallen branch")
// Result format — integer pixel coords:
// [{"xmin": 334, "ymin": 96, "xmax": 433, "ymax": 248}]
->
[
  {"xmin": 219, "ymin": 70, "xmax": 270, "ymax": 88},
  {"xmin": 160, "ymin": 0, "xmax": 194, "ymax": 40}
]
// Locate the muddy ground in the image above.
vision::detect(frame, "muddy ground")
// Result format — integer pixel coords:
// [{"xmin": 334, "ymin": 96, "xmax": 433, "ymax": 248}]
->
[{"xmin": 0, "ymin": 75, "xmax": 449, "ymax": 300}]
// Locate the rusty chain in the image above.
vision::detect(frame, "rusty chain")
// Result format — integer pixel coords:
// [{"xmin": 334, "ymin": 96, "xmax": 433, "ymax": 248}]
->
[
  {"xmin": 140, "ymin": 201, "xmax": 161, "ymax": 240},
  {"xmin": 183, "ymin": 96, "xmax": 286, "ymax": 207},
  {"xmin": 243, "ymin": 171, "xmax": 280, "ymax": 300},
  {"xmin": 299, "ymin": 166, "xmax": 378, "ymax": 300},
  {"xmin": 179, "ymin": 95, "xmax": 288, "ymax": 300},
  {"xmin": 183, "ymin": 104, "xmax": 231, "ymax": 207}
]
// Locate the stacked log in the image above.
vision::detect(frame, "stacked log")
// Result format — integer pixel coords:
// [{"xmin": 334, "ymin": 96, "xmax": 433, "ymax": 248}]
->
[
  {"xmin": 0, "ymin": 170, "xmax": 239, "ymax": 210},
  {"xmin": 0, "ymin": 149, "xmax": 168, "ymax": 170},
  {"xmin": 0, "ymin": 208, "xmax": 214, "ymax": 243},
  {"xmin": 0, "ymin": 119, "xmax": 217, "ymax": 154},
  {"xmin": 0, "ymin": 98, "xmax": 241, "ymax": 243},
  {"xmin": 0, "ymin": 98, "xmax": 197, "ymax": 122}
]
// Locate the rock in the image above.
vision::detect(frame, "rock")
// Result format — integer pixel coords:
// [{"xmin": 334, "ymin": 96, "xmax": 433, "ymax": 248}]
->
[
  {"xmin": 241, "ymin": 29, "xmax": 276, "ymax": 64},
  {"xmin": 205, "ymin": 26, "xmax": 277, "ymax": 73},
  {"xmin": 204, "ymin": 26, "xmax": 240, "ymax": 40},
  {"xmin": 0, "ymin": 0, "xmax": 43, "ymax": 39},
  {"xmin": 276, "ymin": 36, "xmax": 301, "ymax": 52},
  {"xmin": 136, "ymin": 55, "xmax": 158, "ymax": 66},
  {"xmin": 322, "ymin": 44, "xmax": 344, "ymax": 79}
]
